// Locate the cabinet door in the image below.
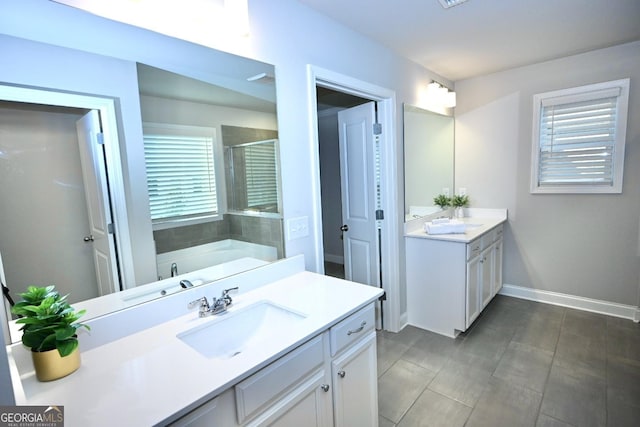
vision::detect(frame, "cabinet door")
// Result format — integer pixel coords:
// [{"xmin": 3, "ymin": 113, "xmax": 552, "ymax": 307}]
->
[
  {"xmin": 332, "ymin": 332, "xmax": 378, "ymax": 427},
  {"xmin": 169, "ymin": 388, "xmax": 239, "ymax": 427},
  {"xmin": 246, "ymin": 370, "xmax": 332, "ymax": 427},
  {"xmin": 492, "ymin": 239, "xmax": 503, "ymax": 297},
  {"xmin": 466, "ymin": 256, "xmax": 481, "ymax": 328},
  {"xmin": 480, "ymin": 247, "xmax": 493, "ymax": 308}
]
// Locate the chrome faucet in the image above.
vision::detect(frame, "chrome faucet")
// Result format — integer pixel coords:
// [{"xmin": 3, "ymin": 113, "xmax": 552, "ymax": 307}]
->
[
  {"xmin": 170, "ymin": 263, "xmax": 178, "ymax": 277},
  {"xmin": 188, "ymin": 287, "xmax": 239, "ymax": 317}
]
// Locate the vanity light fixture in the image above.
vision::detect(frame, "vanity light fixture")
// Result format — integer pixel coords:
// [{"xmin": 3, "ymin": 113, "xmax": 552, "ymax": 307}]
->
[
  {"xmin": 427, "ymin": 80, "xmax": 456, "ymax": 108},
  {"xmin": 438, "ymin": 0, "xmax": 470, "ymax": 9}
]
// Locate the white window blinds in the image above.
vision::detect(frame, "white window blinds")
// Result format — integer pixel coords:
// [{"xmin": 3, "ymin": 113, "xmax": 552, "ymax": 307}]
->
[
  {"xmin": 245, "ymin": 141, "xmax": 278, "ymax": 209},
  {"xmin": 531, "ymin": 79, "xmax": 629, "ymax": 194},
  {"xmin": 143, "ymin": 124, "xmax": 221, "ymax": 223}
]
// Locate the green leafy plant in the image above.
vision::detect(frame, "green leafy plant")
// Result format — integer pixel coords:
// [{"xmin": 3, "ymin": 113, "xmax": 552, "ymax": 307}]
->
[
  {"xmin": 11, "ymin": 286, "xmax": 89, "ymax": 357},
  {"xmin": 433, "ymin": 194, "xmax": 451, "ymax": 209},
  {"xmin": 451, "ymin": 194, "xmax": 470, "ymax": 208}
]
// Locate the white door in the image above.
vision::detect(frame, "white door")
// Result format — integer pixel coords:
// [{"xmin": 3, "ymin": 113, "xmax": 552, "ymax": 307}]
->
[
  {"xmin": 76, "ymin": 111, "xmax": 119, "ymax": 296},
  {"xmin": 337, "ymin": 102, "xmax": 380, "ymax": 287}
]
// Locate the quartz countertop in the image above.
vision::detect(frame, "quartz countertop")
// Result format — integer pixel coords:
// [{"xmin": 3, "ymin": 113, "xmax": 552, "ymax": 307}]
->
[
  {"xmin": 404, "ymin": 210, "xmax": 507, "ymax": 244},
  {"xmin": 7, "ymin": 270, "xmax": 383, "ymax": 426}
]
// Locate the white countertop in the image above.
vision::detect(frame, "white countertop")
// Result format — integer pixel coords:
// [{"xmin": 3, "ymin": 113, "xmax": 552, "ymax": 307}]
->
[
  {"xmin": 404, "ymin": 210, "xmax": 507, "ymax": 243},
  {"xmin": 7, "ymin": 270, "xmax": 383, "ymax": 426}
]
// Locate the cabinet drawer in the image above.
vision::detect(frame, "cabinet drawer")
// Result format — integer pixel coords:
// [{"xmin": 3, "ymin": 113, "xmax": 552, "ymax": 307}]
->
[
  {"xmin": 235, "ymin": 333, "xmax": 325, "ymax": 424},
  {"xmin": 330, "ymin": 304, "xmax": 375, "ymax": 357},
  {"xmin": 467, "ymin": 240, "xmax": 482, "ymax": 260}
]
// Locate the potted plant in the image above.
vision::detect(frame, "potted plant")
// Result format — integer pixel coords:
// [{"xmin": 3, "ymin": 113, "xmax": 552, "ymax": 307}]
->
[
  {"xmin": 451, "ymin": 194, "xmax": 470, "ymax": 218},
  {"xmin": 433, "ymin": 194, "xmax": 451, "ymax": 210},
  {"xmin": 11, "ymin": 285, "xmax": 89, "ymax": 381}
]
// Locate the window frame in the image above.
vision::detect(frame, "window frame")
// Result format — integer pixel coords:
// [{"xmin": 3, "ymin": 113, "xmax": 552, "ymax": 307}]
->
[
  {"xmin": 142, "ymin": 123, "xmax": 226, "ymax": 230},
  {"xmin": 530, "ymin": 78, "xmax": 630, "ymax": 194}
]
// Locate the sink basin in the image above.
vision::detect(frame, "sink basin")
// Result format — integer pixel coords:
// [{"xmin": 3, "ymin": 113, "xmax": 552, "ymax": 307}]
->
[{"xmin": 177, "ymin": 301, "xmax": 306, "ymax": 359}]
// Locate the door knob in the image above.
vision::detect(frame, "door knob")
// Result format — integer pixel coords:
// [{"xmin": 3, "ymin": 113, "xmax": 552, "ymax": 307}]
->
[
  {"xmin": 83, "ymin": 235, "xmax": 95, "ymax": 242},
  {"xmin": 340, "ymin": 224, "xmax": 349, "ymax": 232},
  {"xmin": 320, "ymin": 384, "xmax": 330, "ymax": 392}
]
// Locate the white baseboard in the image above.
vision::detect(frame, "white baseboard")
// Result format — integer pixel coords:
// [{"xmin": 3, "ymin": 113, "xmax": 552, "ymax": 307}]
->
[
  {"xmin": 324, "ymin": 254, "xmax": 344, "ymax": 264},
  {"xmin": 500, "ymin": 284, "xmax": 640, "ymax": 322}
]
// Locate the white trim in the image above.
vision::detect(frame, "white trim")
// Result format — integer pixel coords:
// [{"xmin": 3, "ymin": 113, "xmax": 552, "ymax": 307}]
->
[
  {"xmin": 500, "ymin": 283, "xmax": 639, "ymax": 322},
  {"xmin": 0, "ymin": 84, "xmax": 135, "ymax": 289},
  {"xmin": 530, "ymin": 78, "xmax": 630, "ymax": 194},
  {"xmin": 306, "ymin": 65, "xmax": 400, "ymax": 332}
]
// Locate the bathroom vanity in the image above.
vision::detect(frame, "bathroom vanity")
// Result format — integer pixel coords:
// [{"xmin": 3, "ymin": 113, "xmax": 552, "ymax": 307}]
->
[
  {"xmin": 5, "ymin": 256, "xmax": 382, "ymax": 426},
  {"xmin": 404, "ymin": 209, "xmax": 507, "ymax": 338}
]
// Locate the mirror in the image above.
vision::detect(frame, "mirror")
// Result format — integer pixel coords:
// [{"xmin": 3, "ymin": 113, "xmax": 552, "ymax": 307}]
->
[
  {"xmin": 0, "ymin": 23, "xmax": 282, "ymax": 341},
  {"xmin": 403, "ymin": 104, "xmax": 455, "ymax": 221}
]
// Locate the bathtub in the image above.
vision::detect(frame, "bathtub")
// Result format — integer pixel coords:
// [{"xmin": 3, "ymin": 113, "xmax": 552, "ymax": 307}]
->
[{"xmin": 156, "ymin": 239, "xmax": 278, "ymax": 280}]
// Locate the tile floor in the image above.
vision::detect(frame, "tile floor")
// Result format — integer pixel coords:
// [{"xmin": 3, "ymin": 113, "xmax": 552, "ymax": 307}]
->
[{"xmin": 376, "ymin": 295, "xmax": 640, "ymax": 427}]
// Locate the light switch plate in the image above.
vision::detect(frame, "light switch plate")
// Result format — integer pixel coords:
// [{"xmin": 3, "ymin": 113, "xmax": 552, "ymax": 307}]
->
[{"xmin": 286, "ymin": 216, "xmax": 309, "ymax": 240}]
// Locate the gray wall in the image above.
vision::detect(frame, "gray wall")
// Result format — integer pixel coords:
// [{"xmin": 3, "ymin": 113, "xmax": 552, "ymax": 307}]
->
[{"xmin": 455, "ymin": 41, "xmax": 640, "ymax": 306}]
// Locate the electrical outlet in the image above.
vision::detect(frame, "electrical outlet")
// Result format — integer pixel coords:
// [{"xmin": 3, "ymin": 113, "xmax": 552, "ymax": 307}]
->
[
  {"xmin": 458, "ymin": 187, "xmax": 467, "ymax": 196},
  {"xmin": 286, "ymin": 216, "xmax": 309, "ymax": 240}
]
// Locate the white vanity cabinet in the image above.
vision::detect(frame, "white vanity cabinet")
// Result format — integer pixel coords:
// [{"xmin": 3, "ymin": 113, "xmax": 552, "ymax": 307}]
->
[
  {"xmin": 406, "ymin": 221, "xmax": 504, "ymax": 338},
  {"xmin": 169, "ymin": 304, "xmax": 378, "ymax": 427},
  {"xmin": 329, "ymin": 304, "xmax": 378, "ymax": 427}
]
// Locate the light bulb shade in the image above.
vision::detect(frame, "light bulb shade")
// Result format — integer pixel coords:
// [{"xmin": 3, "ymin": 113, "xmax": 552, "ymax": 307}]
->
[
  {"xmin": 427, "ymin": 82, "xmax": 441, "ymax": 93},
  {"xmin": 444, "ymin": 91, "xmax": 457, "ymax": 108}
]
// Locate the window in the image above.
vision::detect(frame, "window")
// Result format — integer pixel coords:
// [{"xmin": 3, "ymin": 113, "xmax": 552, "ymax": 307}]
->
[
  {"xmin": 530, "ymin": 79, "xmax": 629, "ymax": 194},
  {"xmin": 143, "ymin": 124, "xmax": 225, "ymax": 228},
  {"xmin": 225, "ymin": 139, "xmax": 280, "ymax": 213}
]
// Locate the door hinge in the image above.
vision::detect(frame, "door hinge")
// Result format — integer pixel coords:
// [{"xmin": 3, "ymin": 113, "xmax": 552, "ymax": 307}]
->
[
  {"xmin": 107, "ymin": 223, "xmax": 115, "ymax": 234},
  {"xmin": 373, "ymin": 123, "xmax": 382, "ymax": 135},
  {"xmin": 97, "ymin": 132, "xmax": 105, "ymax": 145},
  {"xmin": 376, "ymin": 209, "xmax": 384, "ymax": 220}
]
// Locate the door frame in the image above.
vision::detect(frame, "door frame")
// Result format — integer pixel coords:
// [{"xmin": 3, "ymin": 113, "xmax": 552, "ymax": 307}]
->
[
  {"xmin": 306, "ymin": 65, "xmax": 401, "ymax": 332},
  {"xmin": 0, "ymin": 84, "xmax": 135, "ymax": 289}
]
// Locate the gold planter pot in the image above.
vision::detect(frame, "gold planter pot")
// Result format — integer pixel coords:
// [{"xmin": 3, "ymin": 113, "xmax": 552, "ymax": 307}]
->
[{"xmin": 32, "ymin": 347, "xmax": 81, "ymax": 382}]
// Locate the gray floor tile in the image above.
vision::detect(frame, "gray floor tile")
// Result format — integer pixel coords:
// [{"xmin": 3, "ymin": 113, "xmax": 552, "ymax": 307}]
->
[
  {"xmin": 562, "ymin": 309, "xmax": 607, "ymax": 340},
  {"xmin": 427, "ymin": 353, "xmax": 493, "ymax": 407},
  {"xmin": 554, "ymin": 329, "xmax": 606, "ymax": 379},
  {"xmin": 457, "ymin": 323, "xmax": 510, "ymax": 366},
  {"xmin": 401, "ymin": 331, "xmax": 462, "ymax": 373},
  {"xmin": 380, "ymin": 325, "xmax": 428, "ymax": 348},
  {"xmin": 378, "ymin": 359, "xmax": 435, "ymax": 423},
  {"xmin": 607, "ymin": 323, "xmax": 640, "ymax": 362},
  {"xmin": 540, "ymin": 362, "xmax": 606, "ymax": 427},
  {"xmin": 378, "ymin": 297, "xmax": 638, "ymax": 427},
  {"xmin": 377, "ymin": 334, "xmax": 411, "ymax": 376},
  {"xmin": 397, "ymin": 389, "xmax": 472, "ymax": 427},
  {"xmin": 512, "ymin": 311, "xmax": 562, "ymax": 353},
  {"xmin": 465, "ymin": 377, "xmax": 542, "ymax": 427},
  {"xmin": 536, "ymin": 413, "xmax": 576, "ymax": 427},
  {"xmin": 493, "ymin": 341, "xmax": 553, "ymax": 393},
  {"xmin": 607, "ymin": 355, "xmax": 640, "ymax": 409},
  {"xmin": 607, "ymin": 389, "xmax": 640, "ymax": 427},
  {"xmin": 379, "ymin": 415, "xmax": 396, "ymax": 427}
]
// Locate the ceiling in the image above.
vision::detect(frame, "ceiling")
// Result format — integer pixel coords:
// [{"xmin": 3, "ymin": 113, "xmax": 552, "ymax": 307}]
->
[{"xmin": 297, "ymin": 0, "xmax": 640, "ymax": 81}]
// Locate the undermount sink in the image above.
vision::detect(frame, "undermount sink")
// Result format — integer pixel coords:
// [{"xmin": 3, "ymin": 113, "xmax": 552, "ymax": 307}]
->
[{"xmin": 177, "ymin": 301, "xmax": 307, "ymax": 359}]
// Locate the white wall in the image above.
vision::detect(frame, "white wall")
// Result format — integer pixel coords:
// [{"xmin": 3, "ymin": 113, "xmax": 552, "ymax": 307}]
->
[
  {"xmin": 0, "ymin": 0, "xmax": 453, "ymax": 322},
  {"xmin": 456, "ymin": 41, "xmax": 640, "ymax": 307}
]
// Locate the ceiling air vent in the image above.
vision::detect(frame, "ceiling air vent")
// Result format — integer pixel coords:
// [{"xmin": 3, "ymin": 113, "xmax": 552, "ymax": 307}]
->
[{"xmin": 438, "ymin": 0, "xmax": 469, "ymax": 9}]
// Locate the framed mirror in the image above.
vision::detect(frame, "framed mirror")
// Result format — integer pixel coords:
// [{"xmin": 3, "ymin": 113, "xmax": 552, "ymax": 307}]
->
[
  {"xmin": 403, "ymin": 104, "xmax": 455, "ymax": 221},
  {"xmin": 0, "ymin": 20, "xmax": 281, "ymax": 342}
]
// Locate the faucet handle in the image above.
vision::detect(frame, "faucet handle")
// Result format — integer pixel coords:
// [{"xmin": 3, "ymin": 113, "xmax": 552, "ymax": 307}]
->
[
  {"xmin": 221, "ymin": 287, "xmax": 239, "ymax": 305},
  {"xmin": 188, "ymin": 297, "xmax": 209, "ymax": 310}
]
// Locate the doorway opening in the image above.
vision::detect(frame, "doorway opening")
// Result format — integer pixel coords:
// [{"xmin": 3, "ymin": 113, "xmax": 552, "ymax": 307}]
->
[
  {"xmin": 308, "ymin": 66, "xmax": 400, "ymax": 332},
  {"xmin": 0, "ymin": 85, "xmax": 133, "ymax": 335}
]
